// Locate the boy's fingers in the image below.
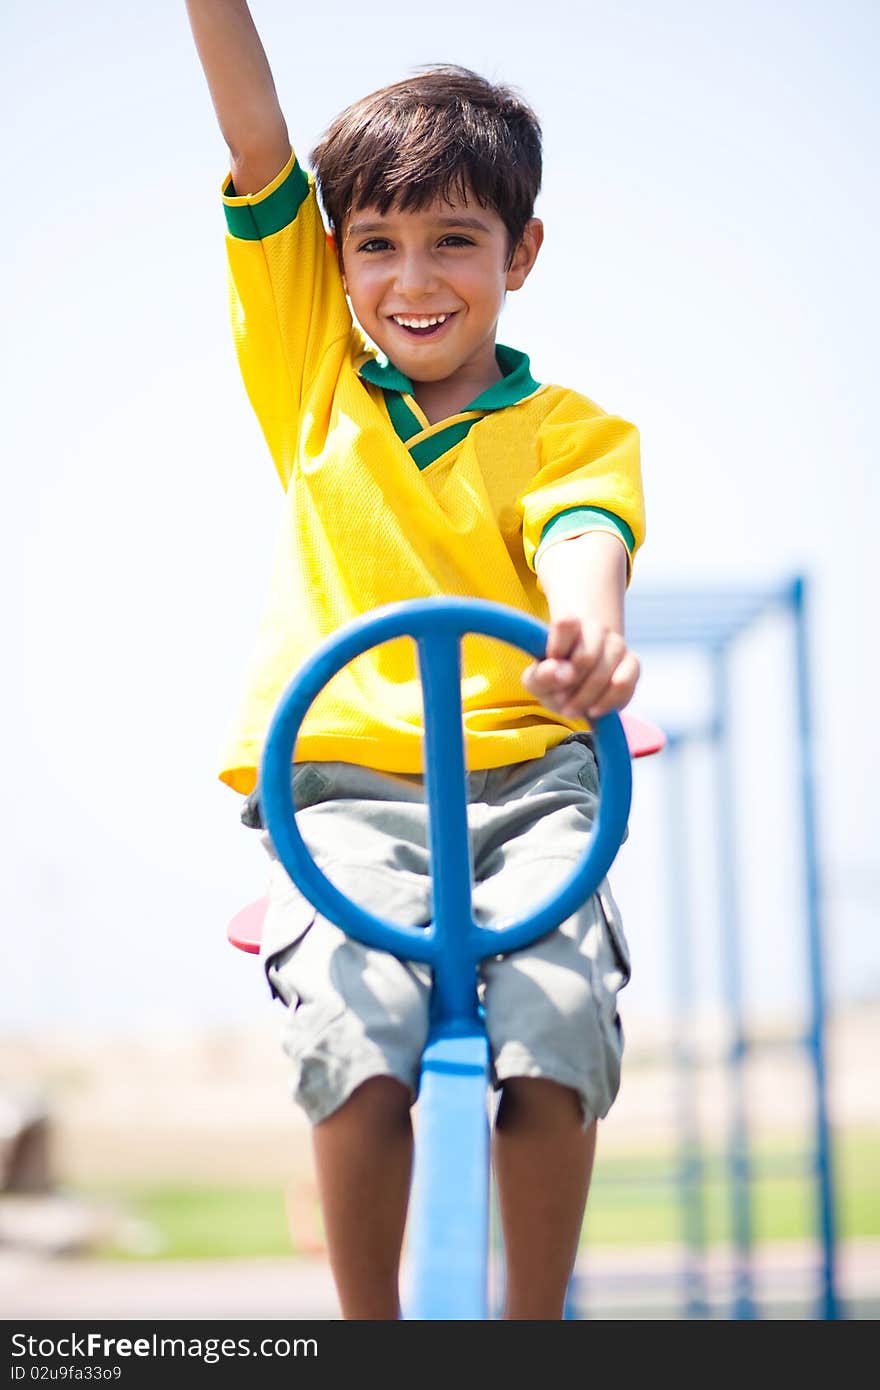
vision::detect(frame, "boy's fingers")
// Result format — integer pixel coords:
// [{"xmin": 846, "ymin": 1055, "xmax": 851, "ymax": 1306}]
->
[
  {"xmin": 524, "ymin": 656, "xmax": 576, "ymax": 689},
  {"xmin": 561, "ymin": 641, "xmax": 634, "ymax": 717},
  {"xmin": 526, "ymin": 629, "xmax": 638, "ymax": 716},
  {"xmin": 560, "ymin": 634, "xmax": 625, "ymax": 710},
  {"xmin": 585, "ymin": 652, "xmax": 641, "ymax": 718},
  {"xmin": 545, "ymin": 616, "xmax": 581, "ymax": 661},
  {"xmin": 560, "ymin": 654, "xmax": 618, "ymax": 717},
  {"xmin": 537, "ymin": 623, "xmax": 605, "ymax": 690},
  {"xmin": 547, "ymin": 617, "xmax": 611, "ymax": 674}
]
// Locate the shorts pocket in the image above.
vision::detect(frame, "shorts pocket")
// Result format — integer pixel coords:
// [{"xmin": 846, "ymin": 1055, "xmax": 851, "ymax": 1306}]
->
[
  {"xmin": 240, "ymin": 762, "xmax": 332, "ymax": 831},
  {"xmin": 596, "ymin": 879, "xmax": 631, "ymax": 986},
  {"xmin": 582, "ymin": 744, "xmax": 630, "ymax": 845},
  {"xmin": 292, "ymin": 762, "xmax": 332, "ymax": 811},
  {"xmin": 261, "ymin": 860, "xmax": 319, "ymax": 1005},
  {"xmin": 575, "ymin": 744, "xmax": 600, "ymax": 796}
]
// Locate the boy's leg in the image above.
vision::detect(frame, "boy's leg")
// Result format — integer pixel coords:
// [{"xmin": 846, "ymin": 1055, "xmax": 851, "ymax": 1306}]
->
[
  {"xmin": 312, "ymin": 1076, "xmax": 413, "ymax": 1320},
  {"xmin": 493, "ymin": 1078, "xmax": 597, "ymax": 1320},
  {"xmin": 255, "ymin": 764, "xmax": 435, "ymax": 1318}
]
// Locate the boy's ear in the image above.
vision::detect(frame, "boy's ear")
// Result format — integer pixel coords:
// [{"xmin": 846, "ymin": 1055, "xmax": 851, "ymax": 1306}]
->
[{"xmin": 505, "ymin": 218, "xmax": 544, "ymax": 292}]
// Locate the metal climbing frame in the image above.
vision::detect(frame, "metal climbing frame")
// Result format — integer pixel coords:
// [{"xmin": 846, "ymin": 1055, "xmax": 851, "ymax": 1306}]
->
[{"xmin": 609, "ymin": 575, "xmax": 839, "ymax": 1320}]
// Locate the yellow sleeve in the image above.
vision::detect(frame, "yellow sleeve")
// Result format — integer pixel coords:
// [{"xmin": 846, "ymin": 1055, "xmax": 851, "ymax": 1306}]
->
[
  {"xmin": 222, "ymin": 150, "xmax": 353, "ymax": 488},
  {"xmin": 520, "ymin": 394, "xmax": 645, "ymax": 584}
]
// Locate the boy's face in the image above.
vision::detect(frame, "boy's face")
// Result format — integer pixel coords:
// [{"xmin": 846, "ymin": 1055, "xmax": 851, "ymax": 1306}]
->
[{"xmin": 339, "ymin": 193, "xmax": 543, "ymax": 387}]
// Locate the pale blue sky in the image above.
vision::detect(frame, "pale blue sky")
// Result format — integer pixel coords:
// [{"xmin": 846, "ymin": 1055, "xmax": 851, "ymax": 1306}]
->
[{"xmin": 2, "ymin": 0, "xmax": 877, "ymax": 1035}]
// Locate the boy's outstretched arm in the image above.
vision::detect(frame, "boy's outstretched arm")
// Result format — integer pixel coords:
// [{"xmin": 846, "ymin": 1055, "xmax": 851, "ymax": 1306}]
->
[
  {"xmin": 185, "ymin": 0, "xmax": 290, "ymax": 194},
  {"xmin": 522, "ymin": 531, "xmax": 640, "ymax": 722}
]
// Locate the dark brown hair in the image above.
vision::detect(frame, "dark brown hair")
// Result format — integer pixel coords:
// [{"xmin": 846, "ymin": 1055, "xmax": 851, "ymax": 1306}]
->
[{"xmin": 309, "ymin": 66, "xmax": 542, "ymax": 260}]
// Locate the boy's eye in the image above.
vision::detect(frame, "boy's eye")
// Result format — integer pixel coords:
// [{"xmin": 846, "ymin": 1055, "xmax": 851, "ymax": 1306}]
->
[{"xmin": 356, "ymin": 235, "xmax": 474, "ymax": 253}]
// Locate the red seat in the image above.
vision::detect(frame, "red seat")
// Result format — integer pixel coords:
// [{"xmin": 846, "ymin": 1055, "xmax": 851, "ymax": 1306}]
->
[
  {"xmin": 228, "ymin": 897, "xmax": 268, "ymax": 954},
  {"xmin": 227, "ymin": 713, "xmax": 666, "ymax": 954},
  {"xmin": 621, "ymin": 711, "xmax": 666, "ymax": 758}
]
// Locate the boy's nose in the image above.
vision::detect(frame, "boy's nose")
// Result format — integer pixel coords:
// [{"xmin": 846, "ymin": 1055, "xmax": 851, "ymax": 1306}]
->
[{"xmin": 394, "ymin": 252, "xmax": 440, "ymax": 297}]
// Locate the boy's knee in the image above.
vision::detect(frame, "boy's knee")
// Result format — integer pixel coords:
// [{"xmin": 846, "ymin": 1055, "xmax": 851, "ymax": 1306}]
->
[
  {"xmin": 496, "ymin": 1075, "xmax": 584, "ymax": 1128},
  {"xmin": 314, "ymin": 1073, "xmax": 413, "ymax": 1135}
]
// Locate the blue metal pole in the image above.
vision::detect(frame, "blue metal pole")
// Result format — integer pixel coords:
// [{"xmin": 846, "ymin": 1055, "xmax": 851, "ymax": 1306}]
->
[
  {"xmin": 416, "ymin": 631, "xmax": 481, "ymax": 1029},
  {"xmin": 711, "ymin": 646, "xmax": 757, "ymax": 1319},
  {"xmin": 664, "ymin": 732, "xmax": 710, "ymax": 1318},
  {"xmin": 407, "ymin": 1031, "xmax": 491, "ymax": 1319},
  {"xmin": 789, "ymin": 577, "xmax": 840, "ymax": 1320}
]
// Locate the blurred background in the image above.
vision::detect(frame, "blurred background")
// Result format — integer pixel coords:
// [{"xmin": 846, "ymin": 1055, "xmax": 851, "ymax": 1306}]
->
[{"xmin": 2, "ymin": 0, "xmax": 877, "ymax": 1318}]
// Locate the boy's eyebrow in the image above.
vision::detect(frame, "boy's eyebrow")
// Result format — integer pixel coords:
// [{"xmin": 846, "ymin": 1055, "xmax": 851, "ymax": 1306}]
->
[{"xmin": 346, "ymin": 214, "xmax": 493, "ymax": 237}]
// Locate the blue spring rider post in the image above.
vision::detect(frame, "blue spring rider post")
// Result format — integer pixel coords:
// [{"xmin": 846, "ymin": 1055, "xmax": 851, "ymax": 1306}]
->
[{"xmin": 257, "ymin": 597, "xmax": 635, "ymax": 1320}]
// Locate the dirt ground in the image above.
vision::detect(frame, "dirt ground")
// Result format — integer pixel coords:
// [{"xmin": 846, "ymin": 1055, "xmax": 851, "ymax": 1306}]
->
[{"xmin": 3, "ymin": 1241, "xmax": 878, "ymax": 1321}]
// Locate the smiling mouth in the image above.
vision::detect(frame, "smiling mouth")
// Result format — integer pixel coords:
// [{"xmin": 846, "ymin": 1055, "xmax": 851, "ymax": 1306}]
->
[{"xmin": 389, "ymin": 312, "xmax": 457, "ymax": 338}]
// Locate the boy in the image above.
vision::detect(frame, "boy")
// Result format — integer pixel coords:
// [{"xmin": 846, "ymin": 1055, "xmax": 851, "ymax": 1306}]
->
[{"xmin": 186, "ymin": 0, "xmax": 644, "ymax": 1320}]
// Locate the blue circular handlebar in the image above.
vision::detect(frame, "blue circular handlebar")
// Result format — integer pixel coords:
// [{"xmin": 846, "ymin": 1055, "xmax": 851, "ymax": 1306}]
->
[{"xmin": 261, "ymin": 598, "xmax": 632, "ymax": 985}]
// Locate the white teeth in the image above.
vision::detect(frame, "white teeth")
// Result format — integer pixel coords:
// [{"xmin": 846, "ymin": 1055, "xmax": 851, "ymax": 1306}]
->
[{"xmin": 392, "ymin": 314, "xmax": 450, "ymax": 328}]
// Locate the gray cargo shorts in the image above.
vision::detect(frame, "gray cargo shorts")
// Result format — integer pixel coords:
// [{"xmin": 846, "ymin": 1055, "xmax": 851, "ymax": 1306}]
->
[{"xmin": 252, "ymin": 734, "xmax": 631, "ymax": 1128}]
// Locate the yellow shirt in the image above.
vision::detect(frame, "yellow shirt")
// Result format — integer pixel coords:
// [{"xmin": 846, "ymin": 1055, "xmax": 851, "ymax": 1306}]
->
[{"xmin": 219, "ymin": 151, "xmax": 645, "ymax": 793}]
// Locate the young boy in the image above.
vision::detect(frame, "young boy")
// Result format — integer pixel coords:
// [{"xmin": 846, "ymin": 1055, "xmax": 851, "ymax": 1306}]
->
[{"xmin": 186, "ymin": 0, "xmax": 644, "ymax": 1320}]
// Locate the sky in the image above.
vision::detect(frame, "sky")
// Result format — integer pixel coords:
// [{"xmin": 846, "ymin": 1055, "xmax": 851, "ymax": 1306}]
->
[{"xmin": 2, "ymin": 0, "xmax": 878, "ymax": 1039}]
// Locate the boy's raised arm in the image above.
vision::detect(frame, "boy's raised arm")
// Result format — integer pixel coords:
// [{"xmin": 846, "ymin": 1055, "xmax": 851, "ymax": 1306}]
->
[{"xmin": 185, "ymin": 0, "xmax": 291, "ymax": 194}]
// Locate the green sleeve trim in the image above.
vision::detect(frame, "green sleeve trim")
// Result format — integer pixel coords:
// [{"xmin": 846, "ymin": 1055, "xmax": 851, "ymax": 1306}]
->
[
  {"xmin": 222, "ymin": 160, "xmax": 310, "ymax": 241},
  {"xmin": 535, "ymin": 507, "xmax": 635, "ymax": 565}
]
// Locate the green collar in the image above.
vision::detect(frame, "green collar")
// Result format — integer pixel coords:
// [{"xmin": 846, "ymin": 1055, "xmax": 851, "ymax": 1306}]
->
[{"xmin": 358, "ymin": 344, "xmax": 540, "ymax": 412}]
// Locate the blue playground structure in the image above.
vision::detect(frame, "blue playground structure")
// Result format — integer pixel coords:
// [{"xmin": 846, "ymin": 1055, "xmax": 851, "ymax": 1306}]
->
[{"xmin": 586, "ymin": 575, "xmax": 837, "ymax": 1321}]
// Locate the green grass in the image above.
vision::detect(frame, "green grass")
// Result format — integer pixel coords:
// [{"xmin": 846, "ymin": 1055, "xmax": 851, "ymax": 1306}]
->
[
  {"xmin": 582, "ymin": 1129, "xmax": 880, "ymax": 1247},
  {"xmin": 97, "ymin": 1185, "xmax": 295, "ymax": 1260},
  {"xmin": 82, "ymin": 1128, "xmax": 880, "ymax": 1261}
]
